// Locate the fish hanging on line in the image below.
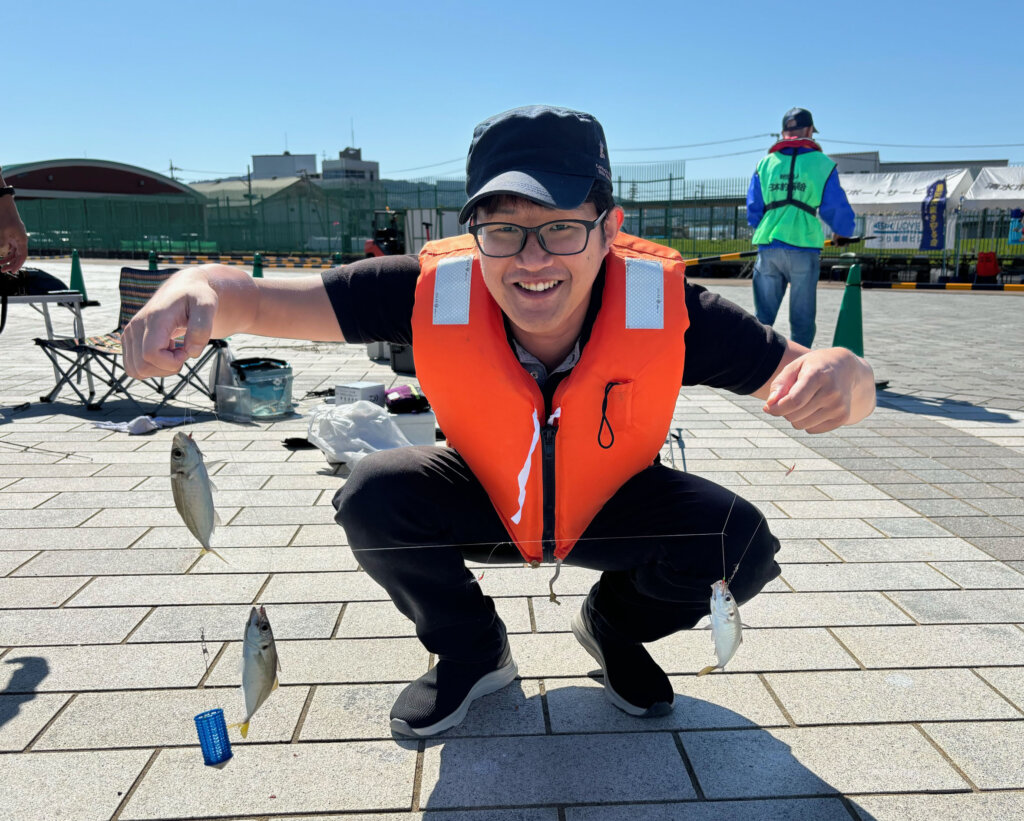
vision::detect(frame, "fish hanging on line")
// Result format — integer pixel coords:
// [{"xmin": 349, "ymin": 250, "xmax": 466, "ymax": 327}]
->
[
  {"xmin": 697, "ymin": 579, "xmax": 744, "ymax": 676},
  {"xmin": 169, "ymin": 432, "xmax": 230, "ymax": 564},
  {"xmin": 228, "ymin": 606, "xmax": 281, "ymax": 738}
]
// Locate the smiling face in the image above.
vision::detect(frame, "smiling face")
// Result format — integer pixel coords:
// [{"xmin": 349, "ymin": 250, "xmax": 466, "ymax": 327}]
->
[{"xmin": 474, "ymin": 198, "xmax": 621, "ymax": 366}]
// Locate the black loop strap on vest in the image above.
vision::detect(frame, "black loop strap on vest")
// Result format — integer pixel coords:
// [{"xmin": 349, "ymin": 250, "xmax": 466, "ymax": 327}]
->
[
  {"xmin": 763, "ymin": 150, "xmax": 819, "ymax": 216},
  {"xmin": 597, "ymin": 381, "xmax": 621, "ymax": 450}
]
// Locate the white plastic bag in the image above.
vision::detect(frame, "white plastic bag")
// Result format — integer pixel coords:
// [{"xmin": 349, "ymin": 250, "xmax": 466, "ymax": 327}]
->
[{"xmin": 306, "ymin": 400, "xmax": 412, "ymax": 464}]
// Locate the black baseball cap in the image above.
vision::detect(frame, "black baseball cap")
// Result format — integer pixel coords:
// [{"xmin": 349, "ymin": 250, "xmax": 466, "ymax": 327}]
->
[
  {"xmin": 459, "ymin": 105, "xmax": 613, "ymax": 224},
  {"xmin": 782, "ymin": 107, "xmax": 819, "ymax": 133}
]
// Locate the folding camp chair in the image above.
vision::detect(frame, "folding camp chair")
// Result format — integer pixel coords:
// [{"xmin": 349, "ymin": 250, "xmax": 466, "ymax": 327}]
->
[{"xmin": 34, "ymin": 267, "xmax": 228, "ymax": 411}]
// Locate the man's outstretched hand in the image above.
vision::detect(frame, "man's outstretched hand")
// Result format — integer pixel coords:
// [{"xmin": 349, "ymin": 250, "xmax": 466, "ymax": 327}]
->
[{"xmin": 762, "ymin": 347, "xmax": 876, "ymax": 434}]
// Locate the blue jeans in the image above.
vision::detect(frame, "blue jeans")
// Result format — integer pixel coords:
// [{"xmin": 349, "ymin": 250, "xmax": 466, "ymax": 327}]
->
[{"xmin": 752, "ymin": 247, "xmax": 821, "ymax": 347}]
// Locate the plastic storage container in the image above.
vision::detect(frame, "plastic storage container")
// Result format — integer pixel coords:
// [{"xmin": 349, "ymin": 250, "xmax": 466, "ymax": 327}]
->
[
  {"xmin": 230, "ymin": 358, "xmax": 293, "ymax": 419},
  {"xmin": 215, "ymin": 384, "xmax": 252, "ymax": 422}
]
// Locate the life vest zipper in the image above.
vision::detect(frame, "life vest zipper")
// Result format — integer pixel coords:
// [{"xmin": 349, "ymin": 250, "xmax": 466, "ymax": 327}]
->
[{"xmin": 541, "ymin": 424, "xmax": 557, "ymax": 562}]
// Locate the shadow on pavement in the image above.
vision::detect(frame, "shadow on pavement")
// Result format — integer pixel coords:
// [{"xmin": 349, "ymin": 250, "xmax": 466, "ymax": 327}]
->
[
  {"xmin": 0, "ymin": 656, "xmax": 50, "ymax": 730},
  {"xmin": 418, "ymin": 683, "xmax": 880, "ymax": 819},
  {"xmin": 876, "ymin": 390, "xmax": 1016, "ymax": 423}
]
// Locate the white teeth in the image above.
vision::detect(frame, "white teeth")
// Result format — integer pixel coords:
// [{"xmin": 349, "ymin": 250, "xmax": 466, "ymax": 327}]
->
[{"xmin": 519, "ymin": 281, "xmax": 558, "ymax": 292}]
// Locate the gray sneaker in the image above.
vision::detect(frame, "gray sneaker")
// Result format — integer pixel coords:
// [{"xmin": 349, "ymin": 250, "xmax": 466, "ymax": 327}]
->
[
  {"xmin": 572, "ymin": 607, "xmax": 674, "ymax": 717},
  {"xmin": 390, "ymin": 643, "xmax": 518, "ymax": 737}
]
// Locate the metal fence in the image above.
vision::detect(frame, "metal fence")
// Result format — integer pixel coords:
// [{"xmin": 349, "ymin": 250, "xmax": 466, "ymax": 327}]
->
[{"xmin": 18, "ymin": 172, "xmax": 1023, "ymax": 269}]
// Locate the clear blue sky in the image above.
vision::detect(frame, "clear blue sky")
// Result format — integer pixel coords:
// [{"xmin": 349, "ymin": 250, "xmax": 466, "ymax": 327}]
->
[{"xmin": 9, "ymin": 0, "xmax": 1020, "ymax": 184}]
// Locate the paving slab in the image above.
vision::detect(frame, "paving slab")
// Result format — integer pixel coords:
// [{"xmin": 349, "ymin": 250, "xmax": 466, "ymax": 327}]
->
[
  {"xmin": 0, "ymin": 507, "xmax": 96, "ymax": 528},
  {"xmin": 822, "ymin": 536, "xmax": 990, "ymax": 562},
  {"xmin": 0, "ymin": 490, "xmax": 58, "ymax": 508},
  {"xmin": 0, "ymin": 550, "xmax": 37, "ymax": 574},
  {"xmin": 65, "ymin": 573, "xmax": 267, "ymax": 606},
  {"xmin": 929, "ymin": 559, "xmax": 1024, "ymax": 587},
  {"xmin": 204, "ymin": 638, "xmax": 429, "ymax": 685},
  {"xmin": 0, "ymin": 643, "xmax": 208, "ymax": 691},
  {"xmin": 0, "ymin": 576, "xmax": 89, "ymax": 607},
  {"xmin": 0, "ymin": 748, "xmax": 151, "ymax": 821},
  {"xmin": 338, "ymin": 598, "xmax": 531, "ymax": 637},
  {"xmin": 862, "ymin": 517, "xmax": 956, "ymax": 537},
  {"xmin": 546, "ymin": 674, "xmax": 786, "ymax": 733},
  {"xmin": 566, "ymin": 798, "xmax": 853, "ymax": 821},
  {"xmin": 120, "ymin": 742, "xmax": 418, "ymax": 818},
  {"xmin": 0, "ymin": 692, "xmax": 70, "ymax": 750},
  {"xmin": 887, "ymin": 589, "xmax": 1024, "ymax": 623},
  {"xmin": 764, "ymin": 668, "xmax": 1021, "ymax": 724},
  {"xmin": 765, "ymin": 519, "xmax": 884, "ymax": 539},
  {"xmin": 832, "ymin": 624, "xmax": 1024, "ymax": 667},
  {"xmin": 80, "ymin": 506, "xmax": 239, "ymax": 529},
  {"xmin": 0, "ymin": 607, "xmax": 148, "ymax": 645},
  {"xmin": 974, "ymin": 667, "xmax": 1024, "ymax": 711},
  {"xmin": 682, "ymin": 724, "xmax": 967, "ymax": 798},
  {"xmin": 420, "ymin": 733, "xmax": 695, "ymax": 808},
  {"xmin": 127, "ymin": 602, "xmax": 341, "ymax": 642},
  {"xmin": 130, "ymin": 523, "xmax": 298, "ymax": 549},
  {"xmin": 303, "ymin": 679, "xmax": 544, "ymax": 741},
  {"xmin": 852, "ymin": 793, "xmax": 1024, "ymax": 821},
  {"xmin": 921, "ymin": 721, "xmax": 1024, "ymax": 789},
  {"xmin": 13, "ymin": 548, "xmax": 196, "ymax": 576},
  {"xmin": 190, "ymin": 544, "xmax": 357, "ymax": 573},
  {"xmin": 781, "ymin": 562, "xmax": 957, "ymax": 591},
  {"xmin": 0, "ymin": 526, "xmax": 148, "ymax": 550},
  {"xmin": 35, "ymin": 686, "xmax": 309, "ymax": 749},
  {"xmin": 736, "ymin": 591, "xmax": 914, "ymax": 627}
]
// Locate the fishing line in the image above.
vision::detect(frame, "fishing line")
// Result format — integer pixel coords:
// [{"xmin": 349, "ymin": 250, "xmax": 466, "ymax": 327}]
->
[
  {"xmin": 719, "ymin": 493, "xmax": 738, "ymax": 580},
  {"xmin": 0, "ymin": 440, "xmax": 94, "ymax": 462}
]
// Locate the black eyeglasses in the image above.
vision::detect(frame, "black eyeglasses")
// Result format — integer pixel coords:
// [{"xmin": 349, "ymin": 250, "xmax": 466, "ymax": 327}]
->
[{"xmin": 469, "ymin": 210, "xmax": 608, "ymax": 258}]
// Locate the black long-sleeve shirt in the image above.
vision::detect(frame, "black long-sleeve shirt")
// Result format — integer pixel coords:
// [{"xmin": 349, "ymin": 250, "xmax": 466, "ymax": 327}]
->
[{"xmin": 322, "ymin": 255, "xmax": 786, "ymax": 396}]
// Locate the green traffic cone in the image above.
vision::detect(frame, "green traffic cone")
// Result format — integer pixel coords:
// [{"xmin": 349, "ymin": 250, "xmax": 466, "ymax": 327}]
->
[
  {"xmin": 832, "ymin": 263, "xmax": 863, "ymax": 357},
  {"xmin": 253, "ymin": 252, "xmax": 264, "ymax": 278},
  {"xmin": 148, "ymin": 250, "xmax": 157, "ymax": 271},
  {"xmin": 69, "ymin": 250, "xmax": 89, "ymax": 301}
]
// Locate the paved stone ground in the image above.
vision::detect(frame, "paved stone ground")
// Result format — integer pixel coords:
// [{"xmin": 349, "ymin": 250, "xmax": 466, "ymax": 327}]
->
[{"xmin": 1, "ymin": 259, "xmax": 1022, "ymax": 821}]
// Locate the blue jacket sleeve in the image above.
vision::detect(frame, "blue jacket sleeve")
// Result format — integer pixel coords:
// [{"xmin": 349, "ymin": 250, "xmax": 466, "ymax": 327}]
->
[
  {"xmin": 746, "ymin": 173, "xmax": 764, "ymax": 228},
  {"xmin": 819, "ymin": 169, "xmax": 856, "ymax": 237}
]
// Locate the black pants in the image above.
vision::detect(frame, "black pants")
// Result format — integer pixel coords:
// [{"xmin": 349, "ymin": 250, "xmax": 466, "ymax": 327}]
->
[{"xmin": 333, "ymin": 446, "xmax": 781, "ymax": 663}]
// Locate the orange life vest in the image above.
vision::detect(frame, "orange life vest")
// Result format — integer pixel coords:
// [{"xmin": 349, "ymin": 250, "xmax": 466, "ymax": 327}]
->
[{"xmin": 412, "ymin": 232, "xmax": 688, "ymax": 563}]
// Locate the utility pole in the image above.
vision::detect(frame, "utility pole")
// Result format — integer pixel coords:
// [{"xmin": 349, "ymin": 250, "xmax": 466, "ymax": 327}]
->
[{"xmin": 168, "ymin": 160, "xmax": 182, "ymax": 181}]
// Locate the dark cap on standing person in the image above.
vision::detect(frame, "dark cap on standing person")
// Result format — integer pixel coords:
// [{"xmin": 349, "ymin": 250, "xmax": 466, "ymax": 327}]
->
[
  {"xmin": 781, "ymin": 107, "xmax": 818, "ymax": 133},
  {"xmin": 459, "ymin": 105, "xmax": 613, "ymax": 224}
]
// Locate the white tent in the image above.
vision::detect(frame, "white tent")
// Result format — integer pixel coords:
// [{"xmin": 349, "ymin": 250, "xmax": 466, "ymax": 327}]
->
[
  {"xmin": 837, "ymin": 169, "xmax": 973, "ymax": 251},
  {"xmin": 959, "ymin": 167, "xmax": 1024, "ymax": 211},
  {"xmin": 838, "ymin": 169, "xmax": 973, "ymax": 214}
]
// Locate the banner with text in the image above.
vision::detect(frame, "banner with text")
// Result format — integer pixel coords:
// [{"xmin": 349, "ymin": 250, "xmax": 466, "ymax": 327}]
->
[
  {"xmin": 919, "ymin": 179, "xmax": 947, "ymax": 251},
  {"xmin": 865, "ymin": 215, "xmax": 924, "ymax": 249}
]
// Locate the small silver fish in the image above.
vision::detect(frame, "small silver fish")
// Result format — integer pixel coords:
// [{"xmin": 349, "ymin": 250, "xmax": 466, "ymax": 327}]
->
[
  {"xmin": 697, "ymin": 579, "xmax": 743, "ymax": 676},
  {"xmin": 169, "ymin": 432, "xmax": 229, "ymax": 564},
  {"xmin": 229, "ymin": 605, "xmax": 280, "ymax": 738}
]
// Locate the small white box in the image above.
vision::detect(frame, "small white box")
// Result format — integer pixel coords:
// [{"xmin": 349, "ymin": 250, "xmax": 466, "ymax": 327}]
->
[
  {"xmin": 335, "ymin": 382, "xmax": 385, "ymax": 406},
  {"xmin": 391, "ymin": 410, "xmax": 437, "ymax": 445}
]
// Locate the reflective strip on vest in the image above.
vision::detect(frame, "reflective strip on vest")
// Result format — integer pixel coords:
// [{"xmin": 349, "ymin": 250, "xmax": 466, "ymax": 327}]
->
[
  {"xmin": 625, "ymin": 258, "xmax": 664, "ymax": 329},
  {"xmin": 510, "ymin": 409, "xmax": 541, "ymax": 525},
  {"xmin": 432, "ymin": 255, "xmax": 473, "ymax": 325}
]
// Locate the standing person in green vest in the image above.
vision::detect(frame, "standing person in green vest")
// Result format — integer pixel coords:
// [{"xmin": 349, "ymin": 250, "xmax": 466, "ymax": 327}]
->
[{"xmin": 747, "ymin": 108, "xmax": 855, "ymax": 347}]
